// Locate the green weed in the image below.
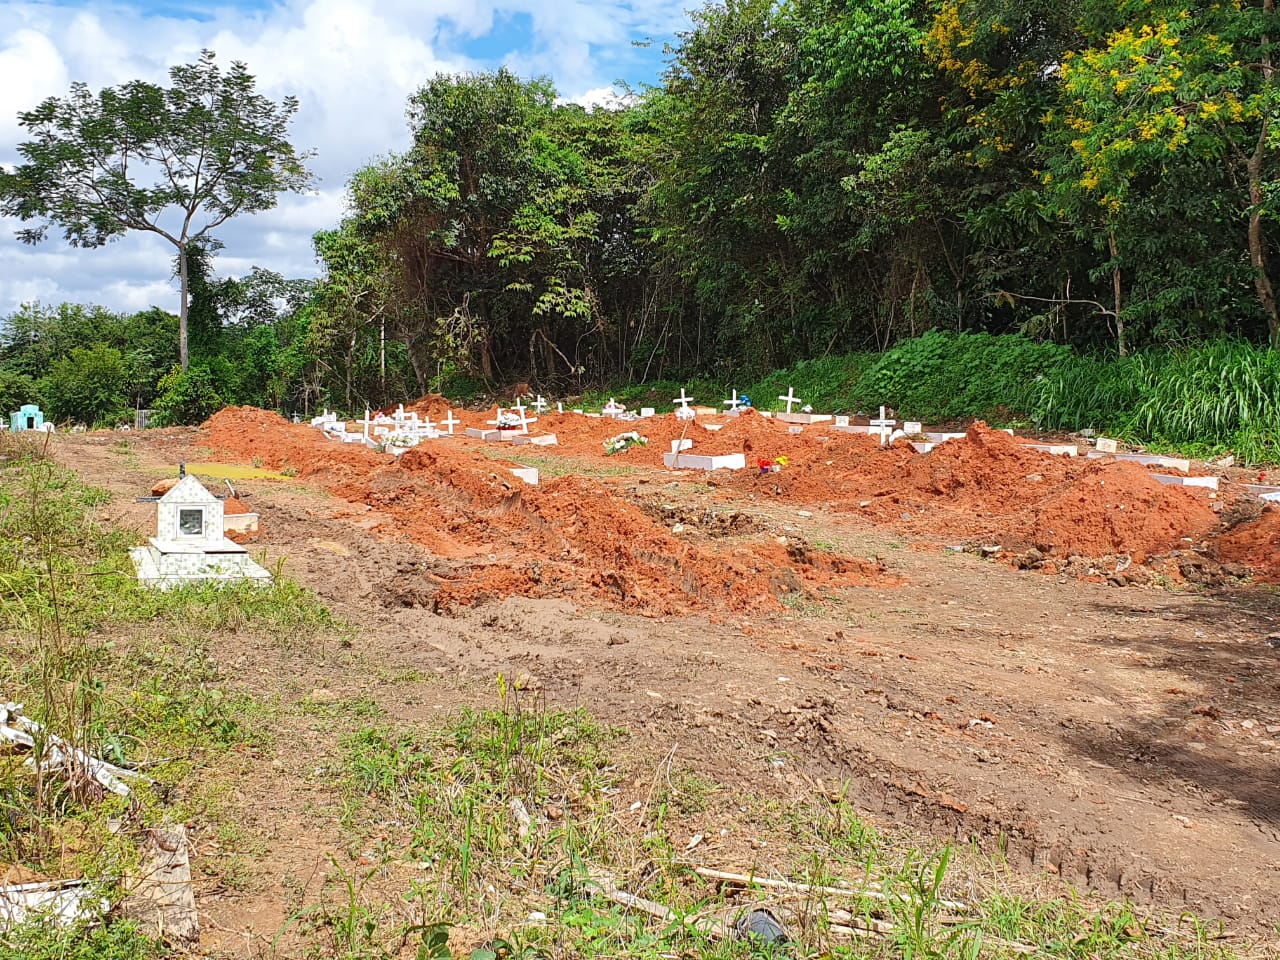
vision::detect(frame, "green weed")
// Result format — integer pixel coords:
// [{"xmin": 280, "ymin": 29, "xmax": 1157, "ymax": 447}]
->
[{"xmin": 0, "ymin": 918, "xmax": 161, "ymax": 960}]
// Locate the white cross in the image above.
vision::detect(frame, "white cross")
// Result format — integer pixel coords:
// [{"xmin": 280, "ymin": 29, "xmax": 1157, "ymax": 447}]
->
[
  {"xmin": 870, "ymin": 405, "xmax": 896, "ymax": 445},
  {"xmin": 487, "ymin": 408, "xmax": 507, "ymax": 429},
  {"xmin": 673, "ymin": 388, "xmax": 694, "ymax": 410},
  {"xmin": 778, "ymin": 387, "xmax": 801, "ymax": 414},
  {"xmin": 512, "ymin": 400, "xmax": 536, "ymax": 434},
  {"xmin": 356, "ymin": 408, "xmax": 377, "ymax": 441},
  {"xmin": 723, "ymin": 390, "xmax": 743, "ymax": 412},
  {"xmin": 557, "ymin": 402, "xmax": 564, "ymax": 414},
  {"xmin": 441, "ymin": 409, "xmax": 460, "ymax": 434},
  {"xmin": 421, "ymin": 414, "xmax": 437, "ymax": 435},
  {"xmin": 532, "ymin": 395, "xmax": 548, "ymax": 415},
  {"xmin": 394, "ymin": 404, "xmax": 407, "ymax": 424},
  {"xmin": 602, "ymin": 398, "xmax": 626, "ymax": 417}
]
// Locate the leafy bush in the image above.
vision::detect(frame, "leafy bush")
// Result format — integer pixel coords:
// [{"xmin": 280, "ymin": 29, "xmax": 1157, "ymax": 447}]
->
[
  {"xmin": 41, "ymin": 344, "xmax": 132, "ymax": 426},
  {"xmin": 150, "ymin": 364, "xmax": 225, "ymax": 426},
  {"xmin": 850, "ymin": 330, "xmax": 1071, "ymax": 422},
  {"xmin": 0, "ymin": 918, "xmax": 161, "ymax": 960},
  {"xmin": 0, "ymin": 370, "xmax": 41, "ymax": 418}
]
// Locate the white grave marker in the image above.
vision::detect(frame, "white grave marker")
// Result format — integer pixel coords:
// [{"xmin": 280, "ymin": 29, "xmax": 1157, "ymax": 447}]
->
[
  {"xmin": 723, "ymin": 390, "xmax": 744, "ymax": 412},
  {"xmin": 602, "ymin": 398, "xmax": 627, "ymax": 418},
  {"xmin": 512, "ymin": 401, "xmax": 537, "ymax": 434},
  {"xmin": 778, "ymin": 387, "xmax": 801, "ymax": 414},
  {"xmin": 441, "ymin": 410, "xmax": 461, "ymax": 435},
  {"xmin": 673, "ymin": 388, "xmax": 694, "ymax": 411},
  {"xmin": 870, "ymin": 406, "xmax": 896, "ymax": 446}
]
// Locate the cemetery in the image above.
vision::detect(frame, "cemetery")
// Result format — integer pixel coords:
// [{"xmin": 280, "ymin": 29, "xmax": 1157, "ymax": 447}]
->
[
  {"xmin": 30, "ymin": 390, "xmax": 1280, "ymax": 950},
  {"xmin": 186, "ymin": 391, "xmax": 1280, "ymax": 606}
]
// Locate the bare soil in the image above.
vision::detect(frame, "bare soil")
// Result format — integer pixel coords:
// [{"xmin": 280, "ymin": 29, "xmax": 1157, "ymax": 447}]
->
[{"xmin": 58, "ymin": 411, "xmax": 1280, "ymax": 953}]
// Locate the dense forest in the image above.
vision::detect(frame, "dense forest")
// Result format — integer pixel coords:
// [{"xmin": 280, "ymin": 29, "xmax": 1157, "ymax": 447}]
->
[{"xmin": 3, "ymin": 0, "xmax": 1280, "ymax": 433}]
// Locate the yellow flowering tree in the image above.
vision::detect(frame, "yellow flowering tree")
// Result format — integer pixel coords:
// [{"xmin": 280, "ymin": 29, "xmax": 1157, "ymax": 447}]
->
[{"xmin": 1045, "ymin": 1, "xmax": 1280, "ymax": 347}]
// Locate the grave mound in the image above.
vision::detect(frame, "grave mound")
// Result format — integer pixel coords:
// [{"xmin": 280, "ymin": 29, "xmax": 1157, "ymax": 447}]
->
[{"xmin": 202, "ymin": 407, "xmax": 889, "ymax": 615}]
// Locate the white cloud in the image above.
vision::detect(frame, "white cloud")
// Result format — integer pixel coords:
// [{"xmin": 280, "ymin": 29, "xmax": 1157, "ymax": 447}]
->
[{"xmin": 0, "ymin": 0, "xmax": 689, "ymax": 317}]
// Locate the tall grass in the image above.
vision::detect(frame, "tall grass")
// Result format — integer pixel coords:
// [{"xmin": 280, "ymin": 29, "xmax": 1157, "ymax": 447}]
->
[{"xmin": 1031, "ymin": 340, "xmax": 1280, "ymax": 463}]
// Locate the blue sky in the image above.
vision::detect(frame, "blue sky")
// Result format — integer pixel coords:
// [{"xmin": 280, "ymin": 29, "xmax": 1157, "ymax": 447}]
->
[{"xmin": 0, "ymin": 0, "xmax": 687, "ymax": 315}]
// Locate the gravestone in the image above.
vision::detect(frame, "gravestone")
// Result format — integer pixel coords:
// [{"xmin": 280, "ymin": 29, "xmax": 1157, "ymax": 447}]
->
[
  {"xmin": 130, "ymin": 475, "xmax": 272, "ymax": 589},
  {"xmin": 777, "ymin": 388, "xmax": 801, "ymax": 414},
  {"xmin": 10, "ymin": 404, "xmax": 44, "ymax": 432},
  {"xmin": 870, "ymin": 406, "xmax": 896, "ymax": 445}
]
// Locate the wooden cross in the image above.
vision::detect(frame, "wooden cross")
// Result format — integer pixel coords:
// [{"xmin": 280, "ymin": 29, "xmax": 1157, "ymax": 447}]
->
[
  {"xmin": 723, "ymin": 390, "xmax": 743, "ymax": 412},
  {"xmin": 441, "ymin": 410, "xmax": 461, "ymax": 434},
  {"xmin": 777, "ymin": 387, "xmax": 801, "ymax": 414},
  {"xmin": 356, "ymin": 408, "xmax": 377, "ymax": 441},
  {"xmin": 870, "ymin": 405, "xmax": 896, "ymax": 445},
  {"xmin": 673, "ymin": 388, "xmax": 694, "ymax": 410}
]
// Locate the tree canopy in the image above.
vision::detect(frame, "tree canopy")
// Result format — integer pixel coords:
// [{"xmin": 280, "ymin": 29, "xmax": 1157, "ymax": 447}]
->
[{"xmin": 0, "ymin": 50, "xmax": 313, "ymax": 369}]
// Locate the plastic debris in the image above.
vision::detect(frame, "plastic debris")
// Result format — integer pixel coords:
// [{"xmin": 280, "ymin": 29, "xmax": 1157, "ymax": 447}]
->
[
  {"xmin": 734, "ymin": 907, "xmax": 789, "ymax": 944},
  {"xmin": 0, "ymin": 702, "xmax": 145, "ymax": 797}
]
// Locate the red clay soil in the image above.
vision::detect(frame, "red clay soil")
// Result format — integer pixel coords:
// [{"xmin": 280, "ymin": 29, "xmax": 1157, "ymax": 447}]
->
[
  {"xmin": 202, "ymin": 408, "xmax": 887, "ymax": 615},
  {"xmin": 698, "ymin": 420, "xmax": 1221, "ymax": 562},
  {"xmin": 1216, "ymin": 509, "xmax": 1280, "ymax": 581},
  {"xmin": 204, "ymin": 406, "xmax": 1279, "ymax": 596}
]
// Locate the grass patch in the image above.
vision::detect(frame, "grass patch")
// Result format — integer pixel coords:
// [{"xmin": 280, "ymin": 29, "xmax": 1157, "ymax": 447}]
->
[
  {"xmin": 0, "ymin": 918, "xmax": 162, "ymax": 960},
  {"xmin": 300, "ymin": 688, "xmax": 1265, "ymax": 960},
  {"xmin": 483, "ymin": 448, "xmax": 641, "ymax": 478},
  {"xmin": 0, "ymin": 443, "xmax": 342, "ymax": 906}
]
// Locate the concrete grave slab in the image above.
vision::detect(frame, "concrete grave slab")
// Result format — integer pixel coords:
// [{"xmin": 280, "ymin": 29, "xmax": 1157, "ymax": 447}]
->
[
  {"xmin": 1023, "ymin": 443, "xmax": 1079, "ymax": 457},
  {"xmin": 1086, "ymin": 451, "xmax": 1190, "ymax": 472},
  {"xmin": 510, "ymin": 468, "xmax": 539, "ymax": 485},
  {"xmin": 511, "ymin": 434, "xmax": 558, "ymax": 446},
  {"xmin": 776, "ymin": 412, "xmax": 832, "ymax": 424},
  {"xmin": 663, "ymin": 452, "xmax": 746, "ymax": 471},
  {"xmin": 1153, "ymin": 474, "xmax": 1219, "ymax": 490}
]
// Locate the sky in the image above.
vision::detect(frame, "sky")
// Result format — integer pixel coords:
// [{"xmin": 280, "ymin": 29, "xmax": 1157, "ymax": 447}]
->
[{"xmin": 0, "ymin": 0, "xmax": 689, "ymax": 316}]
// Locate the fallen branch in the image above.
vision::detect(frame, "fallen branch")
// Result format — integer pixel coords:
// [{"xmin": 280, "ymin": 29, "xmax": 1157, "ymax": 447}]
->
[{"xmin": 694, "ymin": 866, "xmax": 970, "ymax": 914}]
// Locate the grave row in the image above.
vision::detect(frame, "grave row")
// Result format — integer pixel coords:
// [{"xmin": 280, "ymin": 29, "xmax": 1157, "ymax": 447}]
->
[{"xmin": 302, "ymin": 388, "xmax": 1240, "ymax": 495}]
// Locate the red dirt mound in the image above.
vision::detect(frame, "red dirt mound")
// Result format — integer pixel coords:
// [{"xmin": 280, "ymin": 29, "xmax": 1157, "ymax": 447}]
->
[
  {"xmin": 1216, "ymin": 508, "xmax": 1280, "ymax": 581},
  {"xmin": 721, "ymin": 422, "xmax": 1220, "ymax": 562},
  {"xmin": 401, "ymin": 394, "xmax": 459, "ymax": 419},
  {"xmin": 202, "ymin": 407, "xmax": 889, "ymax": 615}
]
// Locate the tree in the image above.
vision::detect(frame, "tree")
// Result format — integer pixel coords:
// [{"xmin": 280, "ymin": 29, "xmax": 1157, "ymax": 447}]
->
[{"xmin": 0, "ymin": 50, "xmax": 313, "ymax": 370}]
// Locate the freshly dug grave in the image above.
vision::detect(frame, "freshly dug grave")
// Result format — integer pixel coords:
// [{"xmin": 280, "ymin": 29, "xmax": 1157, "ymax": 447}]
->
[
  {"xmin": 202, "ymin": 408, "xmax": 888, "ymax": 615},
  {"xmin": 712, "ymin": 422, "xmax": 1222, "ymax": 564}
]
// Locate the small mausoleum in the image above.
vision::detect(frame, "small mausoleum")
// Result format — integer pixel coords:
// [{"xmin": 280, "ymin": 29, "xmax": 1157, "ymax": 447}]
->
[
  {"xmin": 10, "ymin": 404, "xmax": 45, "ymax": 432},
  {"xmin": 130, "ymin": 475, "xmax": 272, "ymax": 589}
]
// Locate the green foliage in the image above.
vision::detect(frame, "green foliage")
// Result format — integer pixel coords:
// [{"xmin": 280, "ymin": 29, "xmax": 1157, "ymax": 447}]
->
[
  {"xmin": 149, "ymin": 364, "xmax": 225, "ymax": 426},
  {"xmin": 0, "ymin": 918, "xmax": 162, "ymax": 960},
  {"xmin": 0, "ymin": 369, "xmax": 41, "ymax": 416},
  {"xmin": 851, "ymin": 330, "xmax": 1071, "ymax": 422},
  {"xmin": 42, "ymin": 344, "xmax": 132, "ymax": 426}
]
